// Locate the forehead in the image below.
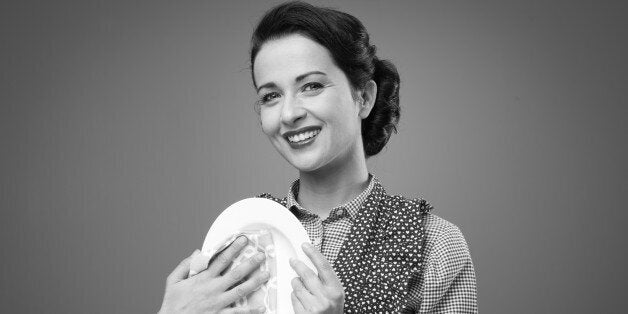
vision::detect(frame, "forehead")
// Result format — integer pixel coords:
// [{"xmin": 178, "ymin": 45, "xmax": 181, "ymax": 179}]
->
[{"xmin": 253, "ymin": 34, "xmax": 337, "ymax": 86}]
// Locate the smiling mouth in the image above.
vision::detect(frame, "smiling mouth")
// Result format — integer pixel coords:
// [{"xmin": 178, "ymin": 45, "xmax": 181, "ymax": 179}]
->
[
  {"xmin": 287, "ymin": 129, "xmax": 321, "ymax": 143},
  {"xmin": 284, "ymin": 128, "xmax": 321, "ymax": 149}
]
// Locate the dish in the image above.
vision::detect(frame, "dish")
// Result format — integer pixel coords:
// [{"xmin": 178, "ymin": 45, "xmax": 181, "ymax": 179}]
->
[{"xmin": 192, "ymin": 197, "xmax": 316, "ymax": 313}]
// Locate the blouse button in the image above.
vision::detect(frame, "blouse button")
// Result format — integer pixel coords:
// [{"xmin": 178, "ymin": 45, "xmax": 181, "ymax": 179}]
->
[{"xmin": 336, "ymin": 208, "xmax": 346, "ymax": 217}]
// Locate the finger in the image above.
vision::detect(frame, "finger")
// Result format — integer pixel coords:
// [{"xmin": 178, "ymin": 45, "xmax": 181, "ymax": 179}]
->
[
  {"xmin": 291, "ymin": 290, "xmax": 307, "ymax": 314},
  {"xmin": 301, "ymin": 242, "xmax": 340, "ymax": 287},
  {"xmin": 289, "ymin": 257, "xmax": 325, "ymax": 297},
  {"xmin": 219, "ymin": 269, "xmax": 271, "ymax": 308},
  {"xmin": 205, "ymin": 235, "xmax": 249, "ymax": 278},
  {"xmin": 291, "ymin": 276, "xmax": 318, "ymax": 307},
  {"xmin": 217, "ymin": 251, "xmax": 267, "ymax": 291},
  {"xmin": 219, "ymin": 305, "xmax": 267, "ymax": 314},
  {"xmin": 166, "ymin": 250, "xmax": 195, "ymax": 285}
]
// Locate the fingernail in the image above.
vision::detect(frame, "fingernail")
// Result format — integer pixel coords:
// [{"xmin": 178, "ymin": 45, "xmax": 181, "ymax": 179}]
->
[
  {"xmin": 257, "ymin": 305, "xmax": 266, "ymax": 313},
  {"xmin": 302, "ymin": 242, "xmax": 312, "ymax": 251},
  {"xmin": 289, "ymin": 257, "xmax": 295, "ymax": 266},
  {"xmin": 255, "ymin": 252, "xmax": 266, "ymax": 262},
  {"xmin": 236, "ymin": 235, "xmax": 248, "ymax": 246}
]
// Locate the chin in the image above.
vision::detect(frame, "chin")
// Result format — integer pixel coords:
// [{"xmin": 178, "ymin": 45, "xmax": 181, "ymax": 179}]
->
[
  {"xmin": 294, "ymin": 163, "xmax": 323, "ymax": 173},
  {"xmin": 288, "ymin": 156, "xmax": 322, "ymax": 172},
  {"xmin": 279, "ymin": 149, "xmax": 324, "ymax": 172}
]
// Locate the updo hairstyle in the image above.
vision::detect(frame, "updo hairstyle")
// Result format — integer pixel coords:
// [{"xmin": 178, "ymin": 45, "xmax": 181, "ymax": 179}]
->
[{"xmin": 250, "ymin": 1, "xmax": 401, "ymax": 158}]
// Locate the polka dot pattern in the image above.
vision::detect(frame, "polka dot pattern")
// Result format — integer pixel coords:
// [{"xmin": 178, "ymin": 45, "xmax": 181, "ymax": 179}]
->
[{"xmin": 258, "ymin": 178, "xmax": 433, "ymax": 313}]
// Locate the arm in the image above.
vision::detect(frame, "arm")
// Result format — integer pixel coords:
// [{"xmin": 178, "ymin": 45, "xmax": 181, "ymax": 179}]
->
[{"xmin": 418, "ymin": 221, "xmax": 477, "ymax": 313}]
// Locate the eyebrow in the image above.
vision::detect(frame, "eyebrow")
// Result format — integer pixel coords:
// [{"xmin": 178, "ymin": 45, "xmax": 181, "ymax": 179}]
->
[{"xmin": 256, "ymin": 71, "xmax": 327, "ymax": 93}]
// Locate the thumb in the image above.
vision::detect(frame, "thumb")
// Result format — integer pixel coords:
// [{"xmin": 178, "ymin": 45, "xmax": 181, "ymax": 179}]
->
[{"xmin": 166, "ymin": 250, "xmax": 197, "ymax": 285}]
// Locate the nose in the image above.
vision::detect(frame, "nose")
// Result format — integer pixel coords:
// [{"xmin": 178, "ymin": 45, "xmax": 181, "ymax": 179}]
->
[{"xmin": 280, "ymin": 95, "xmax": 306, "ymax": 126}]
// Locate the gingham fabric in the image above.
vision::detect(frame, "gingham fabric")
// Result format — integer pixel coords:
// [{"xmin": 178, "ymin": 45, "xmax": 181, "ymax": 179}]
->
[
  {"xmin": 412, "ymin": 213, "xmax": 477, "ymax": 313},
  {"xmin": 285, "ymin": 173, "xmax": 375, "ymax": 266},
  {"xmin": 257, "ymin": 174, "xmax": 477, "ymax": 313}
]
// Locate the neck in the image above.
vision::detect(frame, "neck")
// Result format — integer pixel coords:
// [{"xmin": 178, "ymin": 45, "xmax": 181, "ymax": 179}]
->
[{"xmin": 297, "ymin": 148, "xmax": 370, "ymax": 217}]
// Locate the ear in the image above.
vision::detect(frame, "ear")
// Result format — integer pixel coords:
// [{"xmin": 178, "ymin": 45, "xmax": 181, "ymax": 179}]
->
[{"xmin": 358, "ymin": 80, "xmax": 377, "ymax": 119}]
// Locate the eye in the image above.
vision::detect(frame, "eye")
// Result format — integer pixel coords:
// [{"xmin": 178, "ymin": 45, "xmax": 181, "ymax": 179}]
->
[
  {"xmin": 259, "ymin": 91, "xmax": 281, "ymax": 104},
  {"xmin": 302, "ymin": 82, "xmax": 324, "ymax": 92}
]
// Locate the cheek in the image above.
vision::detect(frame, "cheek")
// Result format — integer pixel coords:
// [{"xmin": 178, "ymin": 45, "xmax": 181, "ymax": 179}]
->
[
  {"xmin": 259, "ymin": 109, "xmax": 278, "ymax": 137},
  {"xmin": 326, "ymin": 96, "xmax": 359, "ymax": 130}
]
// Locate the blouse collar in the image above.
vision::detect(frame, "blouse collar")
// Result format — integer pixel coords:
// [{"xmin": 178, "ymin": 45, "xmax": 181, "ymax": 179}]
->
[{"xmin": 286, "ymin": 173, "xmax": 376, "ymax": 222}]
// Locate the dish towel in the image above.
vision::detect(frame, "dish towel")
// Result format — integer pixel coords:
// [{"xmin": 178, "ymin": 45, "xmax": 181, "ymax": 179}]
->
[{"xmin": 189, "ymin": 230, "xmax": 277, "ymax": 313}]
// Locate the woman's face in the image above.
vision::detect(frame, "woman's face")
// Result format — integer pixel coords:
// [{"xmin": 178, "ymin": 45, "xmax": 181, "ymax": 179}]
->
[{"xmin": 253, "ymin": 34, "xmax": 366, "ymax": 173}]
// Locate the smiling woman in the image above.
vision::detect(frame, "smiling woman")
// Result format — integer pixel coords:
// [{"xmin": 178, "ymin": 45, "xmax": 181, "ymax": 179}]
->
[{"xmin": 158, "ymin": 1, "xmax": 477, "ymax": 313}]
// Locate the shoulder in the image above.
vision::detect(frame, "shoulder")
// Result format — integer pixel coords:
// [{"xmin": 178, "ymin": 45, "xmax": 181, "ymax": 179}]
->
[
  {"xmin": 423, "ymin": 213, "xmax": 472, "ymax": 266},
  {"xmin": 380, "ymin": 190, "xmax": 464, "ymax": 247},
  {"xmin": 417, "ymin": 213, "xmax": 477, "ymax": 312},
  {"xmin": 420, "ymin": 213, "xmax": 475, "ymax": 301},
  {"xmin": 424, "ymin": 214, "xmax": 469, "ymax": 248},
  {"xmin": 382, "ymin": 195, "xmax": 471, "ymax": 266},
  {"xmin": 382, "ymin": 193, "xmax": 433, "ymax": 218}
]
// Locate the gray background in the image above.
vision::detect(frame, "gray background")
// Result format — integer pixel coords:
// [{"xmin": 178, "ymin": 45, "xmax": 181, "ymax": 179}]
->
[{"xmin": 2, "ymin": 0, "xmax": 627, "ymax": 313}]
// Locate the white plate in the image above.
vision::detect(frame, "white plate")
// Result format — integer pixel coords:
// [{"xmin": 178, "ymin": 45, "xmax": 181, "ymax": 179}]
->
[{"xmin": 199, "ymin": 197, "xmax": 316, "ymax": 313}]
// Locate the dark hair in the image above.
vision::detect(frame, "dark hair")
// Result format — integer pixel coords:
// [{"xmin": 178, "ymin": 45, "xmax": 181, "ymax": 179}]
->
[{"xmin": 250, "ymin": 1, "xmax": 401, "ymax": 158}]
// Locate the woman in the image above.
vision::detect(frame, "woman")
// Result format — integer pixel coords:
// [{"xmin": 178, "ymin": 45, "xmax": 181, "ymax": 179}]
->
[{"xmin": 158, "ymin": 2, "xmax": 477, "ymax": 313}]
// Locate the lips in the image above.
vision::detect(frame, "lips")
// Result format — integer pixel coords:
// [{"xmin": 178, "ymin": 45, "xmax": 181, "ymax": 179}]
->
[
  {"xmin": 282, "ymin": 126, "xmax": 322, "ymax": 149},
  {"xmin": 288, "ymin": 129, "xmax": 320, "ymax": 143},
  {"xmin": 282, "ymin": 126, "xmax": 322, "ymax": 142}
]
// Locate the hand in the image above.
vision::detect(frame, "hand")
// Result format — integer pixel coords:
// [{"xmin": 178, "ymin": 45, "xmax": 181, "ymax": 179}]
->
[
  {"xmin": 289, "ymin": 242, "xmax": 345, "ymax": 314},
  {"xmin": 158, "ymin": 236, "xmax": 270, "ymax": 314}
]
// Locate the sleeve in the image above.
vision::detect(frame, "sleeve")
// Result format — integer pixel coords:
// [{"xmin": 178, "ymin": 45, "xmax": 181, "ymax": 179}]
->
[{"xmin": 417, "ymin": 222, "xmax": 477, "ymax": 313}]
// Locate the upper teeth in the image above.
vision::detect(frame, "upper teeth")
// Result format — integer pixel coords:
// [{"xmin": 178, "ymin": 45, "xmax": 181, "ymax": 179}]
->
[{"xmin": 288, "ymin": 129, "xmax": 320, "ymax": 143}]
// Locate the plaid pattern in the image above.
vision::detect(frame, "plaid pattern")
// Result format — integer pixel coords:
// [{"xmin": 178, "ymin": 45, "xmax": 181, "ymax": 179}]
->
[
  {"xmin": 412, "ymin": 214, "xmax": 478, "ymax": 313},
  {"xmin": 285, "ymin": 174, "xmax": 477, "ymax": 313},
  {"xmin": 286, "ymin": 173, "xmax": 375, "ymax": 266}
]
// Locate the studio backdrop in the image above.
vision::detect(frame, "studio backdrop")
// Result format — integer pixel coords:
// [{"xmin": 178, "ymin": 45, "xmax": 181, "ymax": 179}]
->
[{"xmin": 1, "ymin": 0, "xmax": 627, "ymax": 313}]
